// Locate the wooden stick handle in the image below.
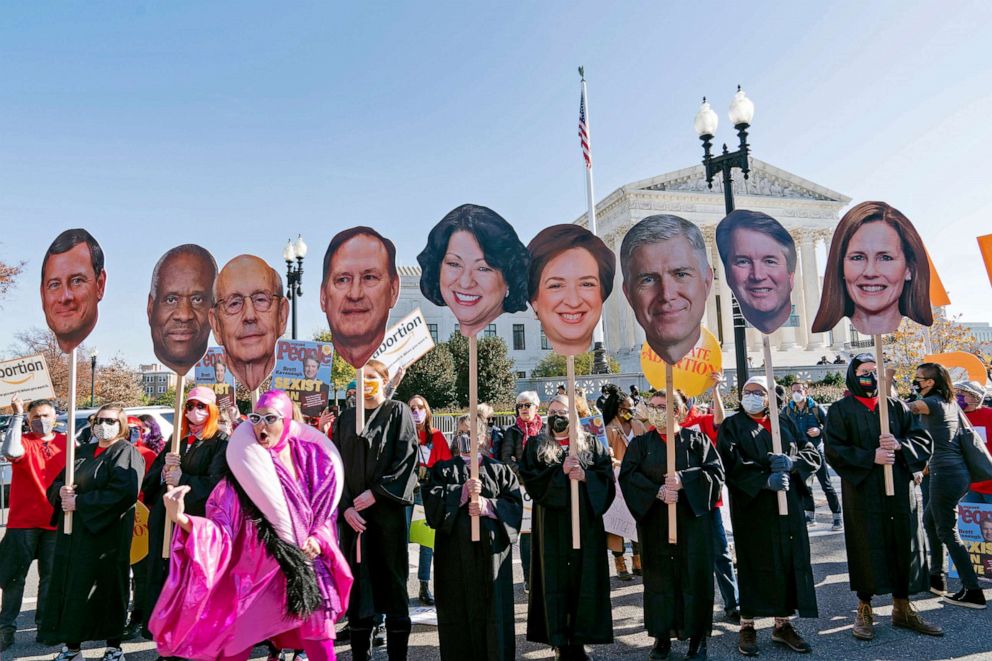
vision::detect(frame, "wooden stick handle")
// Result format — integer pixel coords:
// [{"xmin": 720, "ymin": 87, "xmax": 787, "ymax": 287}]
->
[
  {"xmin": 355, "ymin": 368, "xmax": 365, "ymax": 435},
  {"xmin": 469, "ymin": 336, "xmax": 480, "ymax": 542},
  {"xmin": 163, "ymin": 375, "xmax": 185, "ymax": 558},
  {"xmin": 356, "ymin": 531, "xmax": 362, "ymax": 564},
  {"xmin": 761, "ymin": 337, "xmax": 788, "ymax": 515},
  {"xmin": 64, "ymin": 349, "xmax": 78, "ymax": 535},
  {"xmin": 874, "ymin": 335, "xmax": 894, "ymax": 496},
  {"xmin": 567, "ymin": 356, "xmax": 581, "ymax": 550},
  {"xmin": 665, "ymin": 362, "xmax": 677, "ymax": 544}
]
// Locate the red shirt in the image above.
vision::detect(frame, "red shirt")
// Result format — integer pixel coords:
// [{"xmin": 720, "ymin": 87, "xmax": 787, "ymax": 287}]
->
[
  {"xmin": 680, "ymin": 408, "xmax": 722, "ymax": 507},
  {"xmin": 7, "ymin": 432, "xmax": 67, "ymax": 530},
  {"xmin": 418, "ymin": 429, "xmax": 452, "ymax": 468},
  {"xmin": 966, "ymin": 407, "xmax": 992, "ymax": 494}
]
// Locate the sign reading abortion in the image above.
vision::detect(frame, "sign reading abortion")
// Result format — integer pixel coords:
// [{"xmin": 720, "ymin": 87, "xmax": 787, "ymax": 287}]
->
[
  {"xmin": 0, "ymin": 354, "xmax": 55, "ymax": 408},
  {"xmin": 369, "ymin": 308, "xmax": 435, "ymax": 379}
]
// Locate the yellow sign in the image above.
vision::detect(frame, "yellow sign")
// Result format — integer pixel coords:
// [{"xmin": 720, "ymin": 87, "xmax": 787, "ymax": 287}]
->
[
  {"xmin": 640, "ymin": 327, "xmax": 723, "ymax": 397},
  {"xmin": 130, "ymin": 501, "xmax": 150, "ymax": 565},
  {"xmin": 923, "ymin": 352, "xmax": 989, "ymax": 385}
]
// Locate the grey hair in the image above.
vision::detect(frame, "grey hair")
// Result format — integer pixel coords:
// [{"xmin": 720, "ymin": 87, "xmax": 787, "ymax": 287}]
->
[
  {"xmin": 516, "ymin": 390, "xmax": 540, "ymax": 406},
  {"xmin": 548, "ymin": 394, "xmax": 570, "ymax": 409},
  {"xmin": 455, "ymin": 414, "xmax": 487, "ymax": 446},
  {"xmin": 150, "ymin": 244, "xmax": 218, "ymax": 299},
  {"xmin": 620, "ymin": 214, "xmax": 709, "ymax": 282}
]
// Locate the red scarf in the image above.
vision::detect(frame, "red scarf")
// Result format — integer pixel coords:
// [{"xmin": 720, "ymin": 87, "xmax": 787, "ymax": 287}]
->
[
  {"xmin": 516, "ymin": 416, "xmax": 542, "ymax": 442},
  {"xmin": 854, "ymin": 395, "xmax": 878, "ymax": 412}
]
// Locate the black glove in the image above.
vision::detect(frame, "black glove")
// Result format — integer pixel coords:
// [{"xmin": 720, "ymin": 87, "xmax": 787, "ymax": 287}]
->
[{"xmin": 766, "ymin": 472, "xmax": 790, "ymax": 492}]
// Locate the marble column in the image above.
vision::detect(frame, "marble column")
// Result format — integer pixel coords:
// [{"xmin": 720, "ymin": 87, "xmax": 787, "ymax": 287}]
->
[
  {"xmin": 705, "ymin": 236, "xmax": 720, "ymax": 341},
  {"xmin": 801, "ymin": 233, "xmax": 826, "ymax": 349},
  {"xmin": 791, "ymin": 230, "xmax": 809, "ymax": 349}
]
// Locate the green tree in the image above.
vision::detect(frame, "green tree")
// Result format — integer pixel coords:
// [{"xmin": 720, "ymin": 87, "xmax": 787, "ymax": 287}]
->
[
  {"xmin": 445, "ymin": 332, "xmax": 517, "ymax": 407},
  {"xmin": 313, "ymin": 330, "xmax": 356, "ymax": 406},
  {"xmin": 394, "ymin": 344, "xmax": 458, "ymax": 408},
  {"xmin": 530, "ymin": 350, "xmax": 621, "ymax": 378}
]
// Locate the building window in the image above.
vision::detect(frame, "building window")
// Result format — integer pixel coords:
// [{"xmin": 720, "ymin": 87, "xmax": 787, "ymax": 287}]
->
[
  {"xmin": 428, "ymin": 323, "xmax": 438, "ymax": 344},
  {"xmin": 484, "ymin": 324, "xmax": 497, "ymax": 338},
  {"xmin": 512, "ymin": 324, "xmax": 526, "ymax": 350},
  {"xmin": 516, "ymin": 371, "xmax": 527, "ymax": 379},
  {"xmin": 541, "ymin": 330, "xmax": 550, "ymax": 351},
  {"xmin": 158, "ymin": 385, "xmax": 166, "ymax": 394}
]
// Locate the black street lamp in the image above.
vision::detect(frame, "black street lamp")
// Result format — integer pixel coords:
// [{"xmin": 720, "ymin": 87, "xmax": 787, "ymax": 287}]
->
[
  {"xmin": 694, "ymin": 86, "xmax": 756, "ymax": 395},
  {"xmin": 283, "ymin": 234, "xmax": 308, "ymax": 340},
  {"xmin": 89, "ymin": 349, "xmax": 98, "ymax": 407}
]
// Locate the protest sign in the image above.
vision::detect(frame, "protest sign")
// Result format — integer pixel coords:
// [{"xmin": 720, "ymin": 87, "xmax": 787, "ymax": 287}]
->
[
  {"xmin": 641, "ymin": 327, "xmax": 723, "ymax": 398},
  {"xmin": 369, "ymin": 308, "xmax": 435, "ymax": 379},
  {"xmin": 408, "ymin": 503, "xmax": 435, "ymax": 549},
  {"xmin": 194, "ymin": 347, "xmax": 236, "ymax": 410},
  {"xmin": 603, "ymin": 468, "xmax": 638, "ymax": 542},
  {"xmin": 520, "ymin": 485, "xmax": 533, "ymax": 534},
  {"xmin": 0, "ymin": 354, "xmax": 55, "ymax": 408},
  {"xmin": 273, "ymin": 339, "xmax": 334, "ymax": 417},
  {"xmin": 948, "ymin": 502, "xmax": 992, "ymax": 583},
  {"xmin": 923, "ymin": 351, "xmax": 989, "ymax": 385},
  {"xmin": 130, "ymin": 501, "xmax": 150, "ymax": 565},
  {"xmin": 580, "ymin": 413, "xmax": 608, "ymax": 449}
]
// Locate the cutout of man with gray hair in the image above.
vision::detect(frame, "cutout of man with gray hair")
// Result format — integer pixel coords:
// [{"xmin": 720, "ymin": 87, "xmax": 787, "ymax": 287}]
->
[
  {"xmin": 148, "ymin": 244, "xmax": 218, "ymax": 374},
  {"xmin": 620, "ymin": 214, "xmax": 713, "ymax": 364}
]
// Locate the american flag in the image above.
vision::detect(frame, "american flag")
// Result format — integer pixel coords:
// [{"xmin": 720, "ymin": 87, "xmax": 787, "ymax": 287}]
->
[{"xmin": 578, "ymin": 91, "xmax": 591, "ymax": 169}]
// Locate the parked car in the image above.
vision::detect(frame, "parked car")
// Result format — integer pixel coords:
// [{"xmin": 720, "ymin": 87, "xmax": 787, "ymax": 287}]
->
[{"xmin": 56, "ymin": 405, "xmax": 176, "ymax": 445}]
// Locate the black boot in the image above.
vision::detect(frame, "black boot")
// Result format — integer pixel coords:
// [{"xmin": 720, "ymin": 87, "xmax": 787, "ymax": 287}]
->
[
  {"xmin": 385, "ymin": 615, "xmax": 412, "ymax": 660},
  {"xmin": 649, "ymin": 637, "xmax": 671, "ymax": 660},
  {"xmin": 687, "ymin": 635, "xmax": 707, "ymax": 659},
  {"xmin": 349, "ymin": 623, "xmax": 373, "ymax": 661},
  {"xmin": 418, "ymin": 580, "xmax": 434, "ymax": 605}
]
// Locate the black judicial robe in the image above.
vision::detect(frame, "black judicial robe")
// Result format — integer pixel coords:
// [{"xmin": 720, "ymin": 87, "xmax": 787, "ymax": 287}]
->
[
  {"xmin": 39, "ymin": 440, "xmax": 144, "ymax": 645},
  {"xmin": 333, "ymin": 400, "xmax": 419, "ymax": 619},
  {"xmin": 141, "ymin": 431, "xmax": 228, "ymax": 623},
  {"xmin": 717, "ymin": 412, "xmax": 819, "ymax": 618},
  {"xmin": 424, "ymin": 456, "xmax": 523, "ymax": 661},
  {"xmin": 519, "ymin": 432, "xmax": 615, "ymax": 647},
  {"xmin": 618, "ymin": 428, "xmax": 724, "ymax": 640},
  {"xmin": 824, "ymin": 396, "xmax": 932, "ymax": 596}
]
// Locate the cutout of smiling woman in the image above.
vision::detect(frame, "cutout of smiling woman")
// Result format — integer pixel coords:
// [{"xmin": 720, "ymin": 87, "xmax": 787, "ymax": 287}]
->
[
  {"xmin": 715, "ymin": 209, "xmax": 797, "ymax": 334},
  {"xmin": 528, "ymin": 225, "xmax": 616, "ymax": 356},
  {"xmin": 811, "ymin": 201, "xmax": 932, "ymax": 336},
  {"xmin": 417, "ymin": 204, "xmax": 529, "ymax": 338}
]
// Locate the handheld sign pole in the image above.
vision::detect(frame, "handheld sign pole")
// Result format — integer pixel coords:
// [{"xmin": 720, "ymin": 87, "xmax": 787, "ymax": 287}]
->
[
  {"xmin": 874, "ymin": 335, "xmax": 895, "ymax": 496},
  {"xmin": 665, "ymin": 362, "xmax": 678, "ymax": 543},
  {"xmin": 762, "ymin": 337, "xmax": 789, "ymax": 515},
  {"xmin": 162, "ymin": 375, "xmax": 186, "ymax": 558},
  {"xmin": 469, "ymin": 336, "xmax": 481, "ymax": 542},
  {"xmin": 355, "ymin": 368, "xmax": 365, "ymax": 435},
  {"xmin": 64, "ymin": 349, "xmax": 78, "ymax": 535},
  {"xmin": 566, "ymin": 355, "xmax": 581, "ymax": 550}
]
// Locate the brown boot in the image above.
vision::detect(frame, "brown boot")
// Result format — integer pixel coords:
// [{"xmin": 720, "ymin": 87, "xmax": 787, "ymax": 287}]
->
[
  {"xmin": 631, "ymin": 554, "xmax": 642, "ymax": 576},
  {"xmin": 853, "ymin": 601, "xmax": 874, "ymax": 640},
  {"xmin": 614, "ymin": 555, "xmax": 632, "ymax": 581},
  {"xmin": 892, "ymin": 598, "xmax": 944, "ymax": 636}
]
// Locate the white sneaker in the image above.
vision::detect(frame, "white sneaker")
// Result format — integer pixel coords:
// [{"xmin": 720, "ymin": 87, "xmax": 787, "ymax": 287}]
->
[
  {"xmin": 102, "ymin": 646, "xmax": 126, "ymax": 661},
  {"xmin": 54, "ymin": 647, "xmax": 82, "ymax": 661}
]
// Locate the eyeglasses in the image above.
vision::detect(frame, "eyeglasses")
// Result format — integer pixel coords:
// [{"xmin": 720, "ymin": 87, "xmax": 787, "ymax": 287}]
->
[
  {"xmin": 248, "ymin": 413, "xmax": 283, "ymax": 425},
  {"xmin": 516, "ymin": 403, "xmax": 535, "ymax": 410},
  {"xmin": 185, "ymin": 401, "xmax": 208, "ymax": 411},
  {"xmin": 95, "ymin": 417, "xmax": 119, "ymax": 426},
  {"xmin": 215, "ymin": 291, "xmax": 282, "ymax": 316}
]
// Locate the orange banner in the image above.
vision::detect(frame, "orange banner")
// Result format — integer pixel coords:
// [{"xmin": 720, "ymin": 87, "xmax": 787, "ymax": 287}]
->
[
  {"xmin": 979, "ymin": 234, "xmax": 992, "ymax": 288},
  {"xmin": 926, "ymin": 247, "xmax": 950, "ymax": 307}
]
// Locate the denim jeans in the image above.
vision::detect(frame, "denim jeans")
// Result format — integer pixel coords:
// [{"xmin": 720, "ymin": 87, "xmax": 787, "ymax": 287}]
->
[
  {"xmin": 404, "ymin": 488, "xmax": 433, "ymax": 583},
  {"xmin": 924, "ymin": 466, "xmax": 979, "ymax": 589},
  {"xmin": 711, "ymin": 509, "xmax": 739, "ymax": 612},
  {"xmin": 0, "ymin": 528, "xmax": 56, "ymax": 633}
]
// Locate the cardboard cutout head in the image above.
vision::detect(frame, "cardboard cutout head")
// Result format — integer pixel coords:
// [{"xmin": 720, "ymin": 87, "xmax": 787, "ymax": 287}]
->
[
  {"xmin": 811, "ymin": 201, "xmax": 932, "ymax": 336},
  {"xmin": 147, "ymin": 244, "xmax": 218, "ymax": 375},
  {"xmin": 319, "ymin": 226, "xmax": 400, "ymax": 368},
  {"xmin": 620, "ymin": 214, "xmax": 713, "ymax": 365},
  {"xmin": 41, "ymin": 229, "xmax": 107, "ymax": 353},
  {"xmin": 208, "ymin": 254, "xmax": 289, "ymax": 391},
  {"xmin": 528, "ymin": 224, "xmax": 615, "ymax": 355},
  {"xmin": 715, "ymin": 209, "xmax": 797, "ymax": 334},
  {"xmin": 417, "ymin": 204, "xmax": 529, "ymax": 338}
]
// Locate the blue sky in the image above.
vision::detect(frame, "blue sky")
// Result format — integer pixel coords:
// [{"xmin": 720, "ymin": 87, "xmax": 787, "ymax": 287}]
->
[{"xmin": 2, "ymin": 1, "xmax": 991, "ymax": 365}]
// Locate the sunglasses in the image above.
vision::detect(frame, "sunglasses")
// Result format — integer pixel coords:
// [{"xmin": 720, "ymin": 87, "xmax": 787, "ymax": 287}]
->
[
  {"xmin": 516, "ymin": 403, "xmax": 535, "ymax": 410},
  {"xmin": 248, "ymin": 413, "xmax": 283, "ymax": 425},
  {"xmin": 184, "ymin": 401, "xmax": 208, "ymax": 411},
  {"xmin": 95, "ymin": 417, "xmax": 119, "ymax": 426}
]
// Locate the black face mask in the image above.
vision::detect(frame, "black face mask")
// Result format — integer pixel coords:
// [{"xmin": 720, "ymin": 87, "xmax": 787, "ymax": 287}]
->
[
  {"xmin": 858, "ymin": 372, "xmax": 878, "ymax": 395},
  {"xmin": 911, "ymin": 380, "xmax": 923, "ymax": 394},
  {"xmin": 549, "ymin": 414, "xmax": 569, "ymax": 435}
]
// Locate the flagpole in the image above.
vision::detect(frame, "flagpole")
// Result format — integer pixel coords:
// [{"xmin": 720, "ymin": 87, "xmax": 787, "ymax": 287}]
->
[{"xmin": 579, "ymin": 67, "xmax": 607, "ymax": 362}]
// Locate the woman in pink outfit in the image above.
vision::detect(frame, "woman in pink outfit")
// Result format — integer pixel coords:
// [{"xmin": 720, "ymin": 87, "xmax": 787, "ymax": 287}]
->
[{"xmin": 150, "ymin": 389, "xmax": 353, "ymax": 661}]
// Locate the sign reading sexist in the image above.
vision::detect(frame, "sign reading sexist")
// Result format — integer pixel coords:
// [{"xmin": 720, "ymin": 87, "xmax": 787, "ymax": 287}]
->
[{"xmin": 272, "ymin": 339, "xmax": 334, "ymax": 417}]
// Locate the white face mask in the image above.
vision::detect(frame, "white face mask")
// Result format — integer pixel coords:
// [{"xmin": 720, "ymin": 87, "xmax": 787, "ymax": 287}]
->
[
  {"xmin": 741, "ymin": 393, "xmax": 767, "ymax": 415},
  {"xmin": 411, "ymin": 409, "xmax": 427, "ymax": 425},
  {"xmin": 187, "ymin": 408, "xmax": 209, "ymax": 425},
  {"xmin": 94, "ymin": 422, "xmax": 119, "ymax": 441},
  {"xmin": 792, "ymin": 392, "xmax": 805, "ymax": 404}
]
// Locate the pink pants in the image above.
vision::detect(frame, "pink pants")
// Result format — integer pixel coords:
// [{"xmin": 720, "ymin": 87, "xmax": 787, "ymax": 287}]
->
[{"xmin": 219, "ymin": 629, "xmax": 337, "ymax": 661}]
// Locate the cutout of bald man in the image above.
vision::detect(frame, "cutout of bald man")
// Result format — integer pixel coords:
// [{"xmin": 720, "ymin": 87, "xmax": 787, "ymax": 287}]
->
[
  {"xmin": 148, "ymin": 244, "xmax": 218, "ymax": 374},
  {"xmin": 320, "ymin": 227, "xmax": 399, "ymax": 368},
  {"xmin": 41, "ymin": 229, "xmax": 107, "ymax": 353},
  {"xmin": 208, "ymin": 255, "xmax": 289, "ymax": 391}
]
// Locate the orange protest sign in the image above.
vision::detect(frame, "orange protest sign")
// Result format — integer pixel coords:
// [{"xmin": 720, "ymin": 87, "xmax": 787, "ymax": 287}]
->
[
  {"xmin": 925, "ymin": 247, "xmax": 951, "ymax": 307},
  {"xmin": 640, "ymin": 326, "xmax": 723, "ymax": 397},
  {"xmin": 979, "ymin": 234, "xmax": 992, "ymax": 288},
  {"xmin": 130, "ymin": 501, "xmax": 150, "ymax": 565},
  {"xmin": 923, "ymin": 352, "xmax": 988, "ymax": 385}
]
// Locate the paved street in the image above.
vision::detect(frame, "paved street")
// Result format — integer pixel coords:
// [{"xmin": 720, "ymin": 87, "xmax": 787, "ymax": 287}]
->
[{"xmin": 2, "ymin": 487, "xmax": 991, "ymax": 661}]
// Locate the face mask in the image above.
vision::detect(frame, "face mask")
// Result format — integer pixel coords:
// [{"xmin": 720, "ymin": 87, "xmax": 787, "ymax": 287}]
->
[
  {"xmin": 187, "ymin": 408, "xmax": 209, "ymax": 425},
  {"xmin": 549, "ymin": 413, "xmax": 569, "ymax": 435},
  {"xmin": 618, "ymin": 409, "xmax": 634, "ymax": 422},
  {"xmin": 30, "ymin": 418, "xmax": 54, "ymax": 436},
  {"xmin": 858, "ymin": 372, "xmax": 878, "ymax": 396},
  {"xmin": 956, "ymin": 394, "xmax": 971, "ymax": 410},
  {"xmin": 741, "ymin": 393, "xmax": 767, "ymax": 415},
  {"xmin": 454, "ymin": 432, "xmax": 472, "ymax": 455},
  {"xmin": 791, "ymin": 392, "xmax": 805, "ymax": 404},
  {"xmin": 94, "ymin": 422, "xmax": 119, "ymax": 441},
  {"xmin": 646, "ymin": 408, "xmax": 668, "ymax": 432},
  {"xmin": 411, "ymin": 409, "xmax": 427, "ymax": 425},
  {"xmin": 911, "ymin": 380, "xmax": 922, "ymax": 394},
  {"xmin": 364, "ymin": 379, "xmax": 381, "ymax": 398}
]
